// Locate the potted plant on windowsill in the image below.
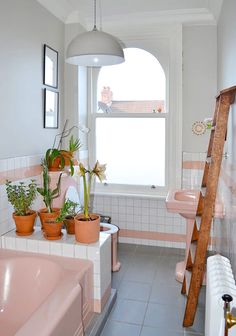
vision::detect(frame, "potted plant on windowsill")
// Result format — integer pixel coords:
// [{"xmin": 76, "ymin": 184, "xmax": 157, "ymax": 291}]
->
[
  {"xmin": 47, "ymin": 134, "xmax": 82, "ymax": 176},
  {"xmin": 60, "ymin": 199, "xmax": 80, "ymax": 234},
  {"xmin": 6, "ymin": 179, "xmax": 37, "ymax": 236},
  {"xmin": 43, "ymin": 200, "xmax": 80, "ymax": 239},
  {"xmin": 43, "ymin": 210, "xmax": 65, "ymax": 240},
  {"xmin": 37, "ymin": 160, "xmax": 62, "ymax": 230},
  {"xmin": 74, "ymin": 161, "xmax": 106, "ymax": 243},
  {"xmin": 60, "ymin": 135, "xmax": 81, "ymax": 166}
]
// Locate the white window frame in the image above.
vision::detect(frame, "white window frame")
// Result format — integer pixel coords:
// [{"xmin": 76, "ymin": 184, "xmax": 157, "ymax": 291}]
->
[{"xmin": 87, "ymin": 25, "xmax": 183, "ymax": 197}]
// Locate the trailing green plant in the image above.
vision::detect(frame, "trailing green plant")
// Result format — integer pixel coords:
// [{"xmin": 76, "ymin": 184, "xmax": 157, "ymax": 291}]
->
[
  {"xmin": 56, "ymin": 199, "xmax": 80, "ymax": 223},
  {"xmin": 6, "ymin": 180, "xmax": 37, "ymax": 216},
  {"xmin": 37, "ymin": 160, "xmax": 62, "ymax": 213}
]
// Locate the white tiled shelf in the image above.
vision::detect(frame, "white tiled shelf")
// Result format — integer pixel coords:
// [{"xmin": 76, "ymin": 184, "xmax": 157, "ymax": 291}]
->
[{"xmin": 1, "ymin": 228, "xmax": 111, "ymax": 309}]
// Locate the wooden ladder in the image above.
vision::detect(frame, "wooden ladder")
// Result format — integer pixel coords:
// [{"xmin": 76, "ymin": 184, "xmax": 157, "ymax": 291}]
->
[{"xmin": 181, "ymin": 86, "xmax": 236, "ymax": 327}]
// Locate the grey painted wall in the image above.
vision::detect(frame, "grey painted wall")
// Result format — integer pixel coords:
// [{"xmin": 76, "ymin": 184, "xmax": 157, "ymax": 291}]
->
[
  {"xmin": 217, "ymin": 0, "xmax": 236, "ymax": 90},
  {"xmin": 182, "ymin": 25, "xmax": 217, "ymax": 153},
  {"xmin": 0, "ymin": 0, "xmax": 65, "ymax": 159}
]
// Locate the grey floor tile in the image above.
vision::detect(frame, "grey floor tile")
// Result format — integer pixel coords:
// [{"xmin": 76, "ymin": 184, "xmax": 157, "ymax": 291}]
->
[
  {"xmin": 154, "ymin": 264, "xmax": 179, "ymax": 287},
  {"xmin": 105, "ymin": 244, "xmax": 205, "ymax": 336},
  {"xmin": 184, "ymin": 308, "xmax": 205, "ymax": 334},
  {"xmin": 124, "ymin": 265, "xmax": 157, "ymax": 283},
  {"xmin": 131, "ymin": 254, "xmax": 162, "ymax": 267},
  {"xmin": 141, "ymin": 326, "xmax": 183, "ymax": 336},
  {"xmin": 118, "ymin": 243, "xmax": 137, "ymax": 254},
  {"xmin": 100, "ymin": 320, "xmax": 142, "ymax": 336},
  {"xmin": 159, "ymin": 255, "xmax": 184, "ymax": 267},
  {"xmin": 118, "ymin": 252, "xmax": 135, "ymax": 264},
  {"xmin": 135, "ymin": 245, "xmax": 163, "ymax": 256},
  {"xmin": 150, "ymin": 283, "xmax": 185, "ymax": 307},
  {"xmin": 118, "ymin": 280, "xmax": 151, "ymax": 301},
  {"xmin": 110, "ymin": 298, "xmax": 148, "ymax": 325},
  {"xmin": 197, "ymin": 287, "xmax": 206, "ymax": 310},
  {"xmin": 144, "ymin": 302, "xmax": 183, "ymax": 331}
]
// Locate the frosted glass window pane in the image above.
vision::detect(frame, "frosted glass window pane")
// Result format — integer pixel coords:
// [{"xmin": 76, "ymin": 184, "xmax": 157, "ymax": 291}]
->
[{"xmin": 96, "ymin": 118, "xmax": 165, "ymax": 186}]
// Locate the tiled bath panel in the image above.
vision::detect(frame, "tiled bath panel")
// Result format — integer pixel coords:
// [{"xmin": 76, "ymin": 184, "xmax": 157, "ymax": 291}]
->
[
  {"xmin": 101, "ymin": 243, "xmax": 205, "ymax": 336},
  {"xmin": 1, "ymin": 228, "xmax": 111, "ymax": 313},
  {"xmin": 91, "ymin": 195, "xmax": 186, "ymax": 249}
]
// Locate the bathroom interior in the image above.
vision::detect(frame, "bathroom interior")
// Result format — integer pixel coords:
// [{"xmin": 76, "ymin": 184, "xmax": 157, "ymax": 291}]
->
[{"xmin": 0, "ymin": 0, "xmax": 236, "ymax": 335}]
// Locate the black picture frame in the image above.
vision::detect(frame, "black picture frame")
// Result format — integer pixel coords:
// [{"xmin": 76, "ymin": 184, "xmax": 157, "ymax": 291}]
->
[
  {"xmin": 43, "ymin": 44, "xmax": 58, "ymax": 88},
  {"xmin": 44, "ymin": 88, "xmax": 59, "ymax": 129}
]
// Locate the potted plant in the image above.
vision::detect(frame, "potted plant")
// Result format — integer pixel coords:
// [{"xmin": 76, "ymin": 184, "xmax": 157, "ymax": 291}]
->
[
  {"xmin": 37, "ymin": 160, "xmax": 62, "ymax": 229},
  {"xmin": 43, "ymin": 200, "xmax": 79, "ymax": 239},
  {"xmin": 60, "ymin": 135, "xmax": 82, "ymax": 166},
  {"xmin": 6, "ymin": 179, "xmax": 37, "ymax": 236},
  {"xmin": 43, "ymin": 212, "xmax": 64, "ymax": 240},
  {"xmin": 60, "ymin": 199, "xmax": 80, "ymax": 234},
  {"xmin": 46, "ymin": 134, "xmax": 82, "ymax": 176},
  {"xmin": 74, "ymin": 161, "xmax": 106, "ymax": 243}
]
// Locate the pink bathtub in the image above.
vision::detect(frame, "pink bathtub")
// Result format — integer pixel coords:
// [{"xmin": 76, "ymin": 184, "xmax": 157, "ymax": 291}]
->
[{"xmin": 0, "ymin": 249, "xmax": 93, "ymax": 336}]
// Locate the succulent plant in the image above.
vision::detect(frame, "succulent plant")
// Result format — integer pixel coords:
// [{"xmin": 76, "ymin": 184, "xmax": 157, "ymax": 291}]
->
[{"xmin": 6, "ymin": 179, "xmax": 37, "ymax": 216}]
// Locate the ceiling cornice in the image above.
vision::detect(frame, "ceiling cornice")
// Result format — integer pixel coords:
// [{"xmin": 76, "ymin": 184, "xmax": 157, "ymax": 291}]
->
[
  {"xmin": 36, "ymin": 1, "xmax": 218, "ymax": 27},
  {"xmin": 68, "ymin": 8, "xmax": 216, "ymax": 28}
]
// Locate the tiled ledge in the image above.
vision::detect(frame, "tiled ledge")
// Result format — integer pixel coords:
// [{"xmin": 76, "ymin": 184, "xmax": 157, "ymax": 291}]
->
[{"xmin": 1, "ymin": 228, "xmax": 111, "ymax": 313}]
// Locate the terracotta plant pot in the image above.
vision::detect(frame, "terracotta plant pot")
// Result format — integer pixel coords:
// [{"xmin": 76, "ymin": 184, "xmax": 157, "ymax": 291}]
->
[
  {"xmin": 48, "ymin": 150, "xmax": 73, "ymax": 171},
  {"xmin": 64, "ymin": 217, "xmax": 75, "ymax": 235},
  {"xmin": 43, "ymin": 221, "xmax": 63, "ymax": 240},
  {"xmin": 38, "ymin": 208, "xmax": 60, "ymax": 230},
  {"xmin": 13, "ymin": 210, "xmax": 37, "ymax": 236},
  {"xmin": 74, "ymin": 214, "xmax": 100, "ymax": 244}
]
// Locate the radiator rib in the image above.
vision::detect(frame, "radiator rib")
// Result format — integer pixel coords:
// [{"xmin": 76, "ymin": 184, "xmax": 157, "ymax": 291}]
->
[{"xmin": 206, "ymin": 255, "xmax": 236, "ymax": 336}]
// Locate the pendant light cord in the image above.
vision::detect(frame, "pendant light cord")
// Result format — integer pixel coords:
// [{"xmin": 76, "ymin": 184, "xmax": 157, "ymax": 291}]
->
[
  {"xmin": 93, "ymin": 0, "xmax": 97, "ymax": 30},
  {"xmin": 99, "ymin": 0, "xmax": 102, "ymax": 31}
]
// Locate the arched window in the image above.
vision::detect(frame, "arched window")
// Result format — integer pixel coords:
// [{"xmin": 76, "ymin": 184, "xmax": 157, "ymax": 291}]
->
[
  {"xmin": 90, "ymin": 47, "xmax": 168, "ymax": 194},
  {"xmin": 97, "ymin": 48, "xmax": 166, "ymax": 113}
]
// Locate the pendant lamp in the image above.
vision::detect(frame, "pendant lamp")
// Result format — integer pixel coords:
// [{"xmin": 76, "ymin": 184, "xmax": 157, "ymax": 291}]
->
[{"xmin": 66, "ymin": 0, "xmax": 125, "ymax": 67}]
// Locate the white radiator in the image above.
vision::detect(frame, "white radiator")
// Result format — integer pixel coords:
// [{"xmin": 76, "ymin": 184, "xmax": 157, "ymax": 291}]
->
[{"xmin": 205, "ymin": 254, "xmax": 236, "ymax": 336}]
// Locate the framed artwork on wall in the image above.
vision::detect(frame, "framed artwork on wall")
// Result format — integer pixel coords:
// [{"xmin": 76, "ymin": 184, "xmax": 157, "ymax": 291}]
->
[
  {"xmin": 43, "ymin": 44, "xmax": 58, "ymax": 88},
  {"xmin": 44, "ymin": 88, "xmax": 59, "ymax": 129}
]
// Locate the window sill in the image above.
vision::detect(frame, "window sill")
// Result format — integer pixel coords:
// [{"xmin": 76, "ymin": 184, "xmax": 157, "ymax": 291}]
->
[{"xmin": 91, "ymin": 191, "xmax": 167, "ymax": 200}]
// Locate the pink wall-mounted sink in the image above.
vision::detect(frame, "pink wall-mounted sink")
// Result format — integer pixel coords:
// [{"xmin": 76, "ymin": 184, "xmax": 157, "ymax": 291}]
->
[
  {"xmin": 166, "ymin": 189, "xmax": 201, "ymax": 219},
  {"xmin": 166, "ymin": 188, "xmax": 224, "ymax": 283}
]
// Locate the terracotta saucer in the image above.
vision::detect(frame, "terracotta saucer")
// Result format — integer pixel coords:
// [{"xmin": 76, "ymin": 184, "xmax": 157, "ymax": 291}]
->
[
  {"xmin": 16, "ymin": 230, "xmax": 34, "ymax": 236},
  {"xmin": 43, "ymin": 232, "xmax": 63, "ymax": 240}
]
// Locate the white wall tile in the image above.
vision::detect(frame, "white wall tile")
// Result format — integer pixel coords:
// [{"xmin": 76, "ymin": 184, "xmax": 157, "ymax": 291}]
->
[
  {"xmin": 27, "ymin": 239, "xmax": 39, "ymax": 253},
  {"xmin": 38, "ymin": 240, "xmax": 50, "ymax": 254},
  {"xmin": 74, "ymin": 244, "xmax": 87, "ymax": 258},
  {"xmin": 49, "ymin": 242, "xmax": 62, "ymax": 256},
  {"xmin": 62, "ymin": 243, "xmax": 74, "ymax": 257},
  {"xmin": 5, "ymin": 237, "xmax": 16, "ymax": 250},
  {"xmin": 87, "ymin": 246, "xmax": 100, "ymax": 261},
  {"xmin": 15, "ymin": 238, "xmax": 27, "ymax": 251}
]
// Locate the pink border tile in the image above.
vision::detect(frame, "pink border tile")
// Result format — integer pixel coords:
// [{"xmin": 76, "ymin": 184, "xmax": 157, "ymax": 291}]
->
[{"xmin": 0, "ymin": 165, "xmax": 42, "ymax": 185}]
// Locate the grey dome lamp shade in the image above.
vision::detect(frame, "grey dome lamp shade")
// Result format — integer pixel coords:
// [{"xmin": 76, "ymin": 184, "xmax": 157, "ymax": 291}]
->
[{"xmin": 65, "ymin": 0, "xmax": 125, "ymax": 67}]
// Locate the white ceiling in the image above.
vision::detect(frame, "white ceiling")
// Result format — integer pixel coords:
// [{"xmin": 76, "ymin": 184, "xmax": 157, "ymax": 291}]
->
[{"xmin": 37, "ymin": 0, "xmax": 224, "ymax": 27}]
